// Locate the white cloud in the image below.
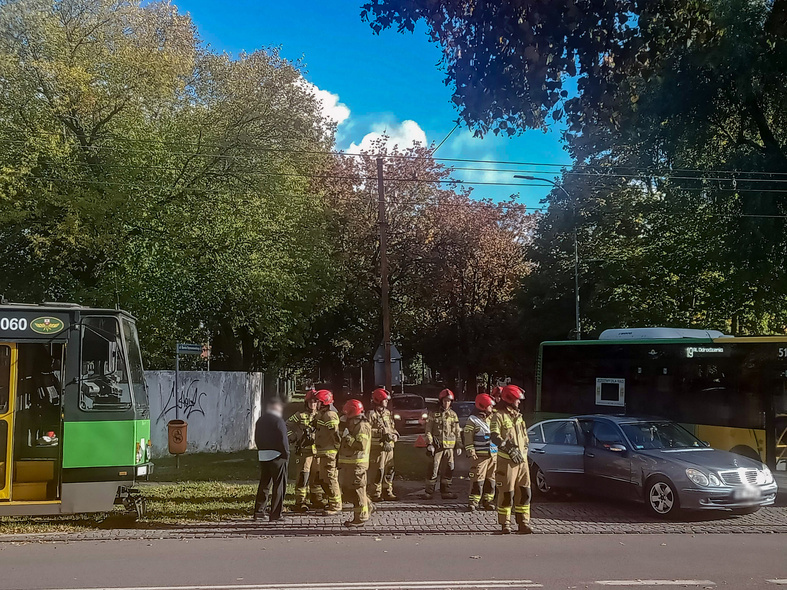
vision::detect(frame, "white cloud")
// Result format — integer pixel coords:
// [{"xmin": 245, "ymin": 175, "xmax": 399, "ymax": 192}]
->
[
  {"xmin": 299, "ymin": 80, "xmax": 350, "ymax": 127},
  {"xmin": 348, "ymin": 120, "xmax": 427, "ymax": 153}
]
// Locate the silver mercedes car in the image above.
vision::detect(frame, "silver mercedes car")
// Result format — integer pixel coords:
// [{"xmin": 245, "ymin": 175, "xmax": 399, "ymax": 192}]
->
[{"xmin": 527, "ymin": 415, "xmax": 778, "ymax": 517}]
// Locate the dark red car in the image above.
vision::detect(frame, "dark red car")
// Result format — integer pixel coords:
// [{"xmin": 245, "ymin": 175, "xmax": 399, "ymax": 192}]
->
[{"xmin": 391, "ymin": 394, "xmax": 428, "ymax": 433}]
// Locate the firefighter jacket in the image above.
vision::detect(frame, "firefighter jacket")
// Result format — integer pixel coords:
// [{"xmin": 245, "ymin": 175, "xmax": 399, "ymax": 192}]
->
[
  {"xmin": 490, "ymin": 407, "xmax": 529, "ymax": 461},
  {"xmin": 463, "ymin": 411, "xmax": 497, "ymax": 456},
  {"xmin": 314, "ymin": 407, "xmax": 340, "ymax": 456},
  {"xmin": 287, "ymin": 410, "xmax": 316, "ymax": 456},
  {"xmin": 368, "ymin": 408, "xmax": 398, "ymax": 451},
  {"xmin": 338, "ymin": 415, "xmax": 372, "ymax": 468},
  {"xmin": 425, "ymin": 407, "xmax": 461, "ymax": 449}
]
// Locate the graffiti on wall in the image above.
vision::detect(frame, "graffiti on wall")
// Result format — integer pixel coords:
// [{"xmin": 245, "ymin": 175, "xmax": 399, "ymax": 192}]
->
[
  {"xmin": 145, "ymin": 371, "xmax": 263, "ymax": 456},
  {"xmin": 156, "ymin": 378, "xmax": 208, "ymax": 424}
]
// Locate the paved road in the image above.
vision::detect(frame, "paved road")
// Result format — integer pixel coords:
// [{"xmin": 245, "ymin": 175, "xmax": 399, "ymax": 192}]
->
[{"xmin": 1, "ymin": 533, "xmax": 785, "ymax": 590}]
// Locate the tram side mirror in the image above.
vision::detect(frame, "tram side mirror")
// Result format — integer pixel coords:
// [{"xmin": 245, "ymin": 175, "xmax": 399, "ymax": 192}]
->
[{"xmin": 609, "ymin": 443, "xmax": 627, "ymax": 453}]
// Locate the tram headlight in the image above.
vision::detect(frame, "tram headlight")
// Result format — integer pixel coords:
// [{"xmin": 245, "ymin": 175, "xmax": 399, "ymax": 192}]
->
[
  {"xmin": 393, "ymin": 414, "xmax": 401, "ymax": 421},
  {"xmin": 136, "ymin": 439, "xmax": 145, "ymax": 464}
]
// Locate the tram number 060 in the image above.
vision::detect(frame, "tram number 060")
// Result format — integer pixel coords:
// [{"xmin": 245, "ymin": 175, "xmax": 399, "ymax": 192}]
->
[{"xmin": 0, "ymin": 317, "xmax": 28, "ymax": 331}]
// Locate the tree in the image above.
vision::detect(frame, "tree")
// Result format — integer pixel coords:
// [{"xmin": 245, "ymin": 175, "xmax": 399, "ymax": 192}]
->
[
  {"xmin": 0, "ymin": 0, "xmax": 339, "ymax": 370},
  {"xmin": 315, "ymin": 140, "xmax": 535, "ymax": 393}
]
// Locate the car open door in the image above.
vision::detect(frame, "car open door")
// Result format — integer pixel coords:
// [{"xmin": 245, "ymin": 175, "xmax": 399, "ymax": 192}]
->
[
  {"xmin": 584, "ymin": 419, "xmax": 634, "ymax": 498},
  {"xmin": 533, "ymin": 419, "xmax": 585, "ymax": 488}
]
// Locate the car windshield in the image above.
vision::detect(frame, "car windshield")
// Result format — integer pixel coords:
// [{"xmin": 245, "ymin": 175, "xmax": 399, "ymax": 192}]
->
[
  {"xmin": 391, "ymin": 396, "xmax": 425, "ymax": 410},
  {"xmin": 453, "ymin": 402, "xmax": 474, "ymax": 417},
  {"xmin": 621, "ymin": 421, "xmax": 705, "ymax": 450}
]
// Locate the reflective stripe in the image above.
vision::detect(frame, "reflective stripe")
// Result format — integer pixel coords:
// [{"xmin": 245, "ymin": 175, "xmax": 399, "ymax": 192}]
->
[
  {"xmin": 469, "ymin": 495, "xmax": 482, "ymax": 502},
  {"xmin": 514, "ymin": 505, "xmax": 531, "ymax": 514},
  {"xmin": 317, "ymin": 420, "xmax": 339, "ymax": 427},
  {"xmin": 497, "ymin": 507, "xmax": 512, "ymax": 516},
  {"xmin": 316, "ymin": 450, "xmax": 338, "ymax": 456},
  {"xmin": 338, "ymin": 457, "xmax": 369, "ymax": 464},
  {"xmin": 482, "ymin": 493, "xmax": 495, "ymax": 501}
]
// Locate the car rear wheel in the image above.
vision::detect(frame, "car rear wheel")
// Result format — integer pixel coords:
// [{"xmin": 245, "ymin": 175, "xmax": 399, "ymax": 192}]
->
[
  {"xmin": 533, "ymin": 464, "xmax": 551, "ymax": 497},
  {"xmin": 645, "ymin": 476, "xmax": 679, "ymax": 518}
]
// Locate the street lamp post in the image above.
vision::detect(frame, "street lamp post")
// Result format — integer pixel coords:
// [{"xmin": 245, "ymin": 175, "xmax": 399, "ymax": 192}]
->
[{"xmin": 514, "ymin": 175, "xmax": 581, "ymax": 340}]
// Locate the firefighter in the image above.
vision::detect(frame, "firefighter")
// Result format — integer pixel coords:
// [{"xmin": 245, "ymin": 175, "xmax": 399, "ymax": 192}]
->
[
  {"xmin": 424, "ymin": 388, "xmax": 462, "ymax": 499},
  {"xmin": 490, "ymin": 384, "xmax": 533, "ymax": 534},
  {"xmin": 368, "ymin": 387, "xmax": 399, "ymax": 502},
  {"xmin": 464, "ymin": 393, "xmax": 497, "ymax": 512},
  {"xmin": 286, "ymin": 388, "xmax": 323, "ymax": 512},
  {"xmin": 313, "ymin": 389, "xmax": 342, "ymax": 515},
  {"xmin": 339, "ymin": 399, "xmax": 372, "ymax": 527}
]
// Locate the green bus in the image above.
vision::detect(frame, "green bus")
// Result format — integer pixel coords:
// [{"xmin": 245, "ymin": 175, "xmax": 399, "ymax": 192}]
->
[
  {"xmin": 537, "ymin": 328, "xmax": 787, "ymax": 471},
  {"xmin": 0, "ymin": 302, "xmax": 152, "ymax": 517}
]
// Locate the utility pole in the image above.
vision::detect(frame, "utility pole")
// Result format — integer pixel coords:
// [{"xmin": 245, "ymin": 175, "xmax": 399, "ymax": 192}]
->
[{"xmin": 377, "ymin": 157, "xmax": 393, "ymax": 390}]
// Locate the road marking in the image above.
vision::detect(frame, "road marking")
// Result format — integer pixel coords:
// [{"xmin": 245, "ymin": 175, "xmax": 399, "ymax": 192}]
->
[
  {"xmin": 41, "ymin": 581, "xmax": 543, "ymax": 590},
  {"xmin": 767, "ymin": 581, "xmax": 787, "ymax": 585},
  {"xmin": 596, "ymin": 582, "xmax": 715, "ymax": 587}
]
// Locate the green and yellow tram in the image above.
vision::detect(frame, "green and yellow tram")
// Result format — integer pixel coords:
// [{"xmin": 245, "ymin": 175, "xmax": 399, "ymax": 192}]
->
[{"xmin": 0, "ymin": 302, "xmax": 152, "ymax": 517}]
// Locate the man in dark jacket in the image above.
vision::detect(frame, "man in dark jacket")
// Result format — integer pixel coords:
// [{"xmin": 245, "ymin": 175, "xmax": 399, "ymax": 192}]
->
[{"xmin": 254, "ymin": 397, "xmax": 289, "ymax": 521}]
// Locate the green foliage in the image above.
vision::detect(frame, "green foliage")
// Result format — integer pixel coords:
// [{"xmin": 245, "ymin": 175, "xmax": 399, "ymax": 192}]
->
[{"xmin": 0, "ymin": 0, "xmax": 338, "ymax": 370}]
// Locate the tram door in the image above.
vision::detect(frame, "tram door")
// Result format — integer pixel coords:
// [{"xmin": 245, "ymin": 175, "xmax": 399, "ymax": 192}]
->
[{"xmin": 0, "ymin": 344, "xmax": 16, "ymax": 500}]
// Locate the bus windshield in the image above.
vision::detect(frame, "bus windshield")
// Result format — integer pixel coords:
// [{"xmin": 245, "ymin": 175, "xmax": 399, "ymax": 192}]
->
[{"xmin": 621, "ymin": 421, "xmax": 705, "ymax": 450}]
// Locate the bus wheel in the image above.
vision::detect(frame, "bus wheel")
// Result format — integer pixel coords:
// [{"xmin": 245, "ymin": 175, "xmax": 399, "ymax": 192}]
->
[
  {"xmin": 645, "ymin": 476, "xmax": 680, "ymax": 518},
  {"xmin": 730, "ymin": 445, "xmax": 761, "ymax": 462},
  {"xmin": 534, "ymin": 465, "xmax": 551, "ymax": 497}
]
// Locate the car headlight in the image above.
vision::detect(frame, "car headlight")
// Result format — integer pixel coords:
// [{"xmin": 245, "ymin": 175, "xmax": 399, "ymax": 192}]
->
[
  {"xmin": 686, "ymin": 468, "xmax": 710, "ymax": 486},
  {"xmin": 708, "ymin": 472, "xmax": 722, "ymax": 487},
  {"xmin": 393, "ymin": 414, "xmax": 401, "ymax": 421},
  {"xmin": 421, "ymin": 413, "xmax": 428, "ymax": 420},
  {"xmin": 757, "ymin": 466, "xmax": 774, "ymax": 485}
]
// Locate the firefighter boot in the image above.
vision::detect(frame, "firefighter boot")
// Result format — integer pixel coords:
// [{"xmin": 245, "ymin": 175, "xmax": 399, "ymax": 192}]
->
[
  {"xmin": 481, "ymin": 497, "xmax": 495, "ymax": 511},
  {"xmin": 518, "ymin": 523, "xmax": 534, "ymax": 534},
  {"xmin": 500, "ymin": 523, "xmax": 512, "ymax": 534},
  {"xmin": 292, "ymin": 502, "xmax": 309, "ymax": 513}
]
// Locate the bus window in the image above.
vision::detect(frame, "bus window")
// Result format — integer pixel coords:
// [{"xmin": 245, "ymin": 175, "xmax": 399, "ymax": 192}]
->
[
  {"xmin": 80, "ymin": 317, "xmax": 132, "ymax": 411},
  {"xmin": 122, "ymin": 319, "xmax": 148, "ymax": 409}
]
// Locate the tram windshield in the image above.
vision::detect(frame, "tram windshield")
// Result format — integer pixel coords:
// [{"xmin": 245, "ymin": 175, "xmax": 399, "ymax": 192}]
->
[
  {"xmin": 80, "ymin": 317, "xmax": 132, "ymax": 411},
  {"xmin": 122, "ymin": 318, "xmax": 148, "ymax": 408}
]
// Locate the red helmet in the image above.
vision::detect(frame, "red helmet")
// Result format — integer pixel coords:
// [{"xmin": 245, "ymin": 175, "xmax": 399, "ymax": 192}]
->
[
  {"xmin": 475, "ymin": 393, "xmax": 495, "ymax": 412},
  {"xmin": 371, "ymin": 388, "xmax": 391, "ymax": 404},
  {"xmin": 305, "ymin": 388, "xmax": 317, "ymax": 402},
  {"xmin": 343, "ymin": 399, "xmax": 364, "ymax": 418},
  {"xmin": 500, "ymin": 385, "xmax": 525, "ymax": 405},
  {"xmin": 438, "ymin": 389, "xmax": 455, "ymax": 401},
  {"xmin": 315, "ymin": 389, "xmax": 334, "ymax": 406}
]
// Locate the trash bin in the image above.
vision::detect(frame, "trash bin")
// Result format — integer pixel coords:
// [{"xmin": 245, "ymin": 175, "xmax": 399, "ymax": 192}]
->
[{"xmin": 167, "ymin": 420, "xmax": 188, "ymax": 454}]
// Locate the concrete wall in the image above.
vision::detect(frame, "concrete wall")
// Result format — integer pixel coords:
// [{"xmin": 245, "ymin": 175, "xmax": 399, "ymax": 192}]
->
[{"xmin": 146, "ymin": 371, "xmax": 263, "ymax": 457}]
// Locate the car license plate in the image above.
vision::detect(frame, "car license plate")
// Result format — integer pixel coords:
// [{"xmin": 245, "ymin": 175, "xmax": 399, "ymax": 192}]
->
[
  {"xmin": 406, "ymin": 419, "xmax": 419, "ymax": 425},
  {"xmin": 732, "ymin": 487, "xmax": 762, "ymax": 501}
]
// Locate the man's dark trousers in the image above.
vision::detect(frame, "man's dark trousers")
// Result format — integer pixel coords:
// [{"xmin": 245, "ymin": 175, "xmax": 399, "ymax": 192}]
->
[{"xmin": 255, "ymin": 457, "xmax": 288, "ymax": 520}]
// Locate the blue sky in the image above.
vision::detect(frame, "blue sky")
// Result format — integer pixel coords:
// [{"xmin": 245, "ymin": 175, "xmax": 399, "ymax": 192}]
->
[{"xmin": 175, "ymin": 0, "xmax": 571, "ymax": 207}]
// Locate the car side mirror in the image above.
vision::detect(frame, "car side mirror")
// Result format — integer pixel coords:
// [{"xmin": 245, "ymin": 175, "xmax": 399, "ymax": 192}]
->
[{"xmin": 609, "ymin": 443, "xmax": 627, "ymax": 453}]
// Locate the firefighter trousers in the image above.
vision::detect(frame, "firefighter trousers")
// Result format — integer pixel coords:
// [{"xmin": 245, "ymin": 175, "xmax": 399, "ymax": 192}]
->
[
  {"xmin": 293, "ymin": 453, "xmax": 323, "ymax": 506},
  {"xmin": 495, "ymin": 457, "xmax": 532, "ymax": 525},
  {"xmin": 426, "ymin": 448, "xmax": 455, "ymax": 495},
  {"xmin": 468, "ymin": 453, "xmax": 496, "ymax": 507},
  {"xmin": 316, "ymin": 453, "xmax": 342, "ymax": 510},
  {"xmin": 369, "ymin": 448, "xmax": 395, "ymax": 497},
  {"xmin": 339, "ymin": 464, "xmax": 370, "ymax": 521}
]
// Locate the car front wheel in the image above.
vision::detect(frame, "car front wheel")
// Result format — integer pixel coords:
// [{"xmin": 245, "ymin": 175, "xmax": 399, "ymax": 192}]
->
[
  {"xmin": 533, "ymin": 464, "xmax": 551, "ymax": 497},
  {"xmin": 646, "ymin": 477, "xmax": 679, "ymax": 518}
]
